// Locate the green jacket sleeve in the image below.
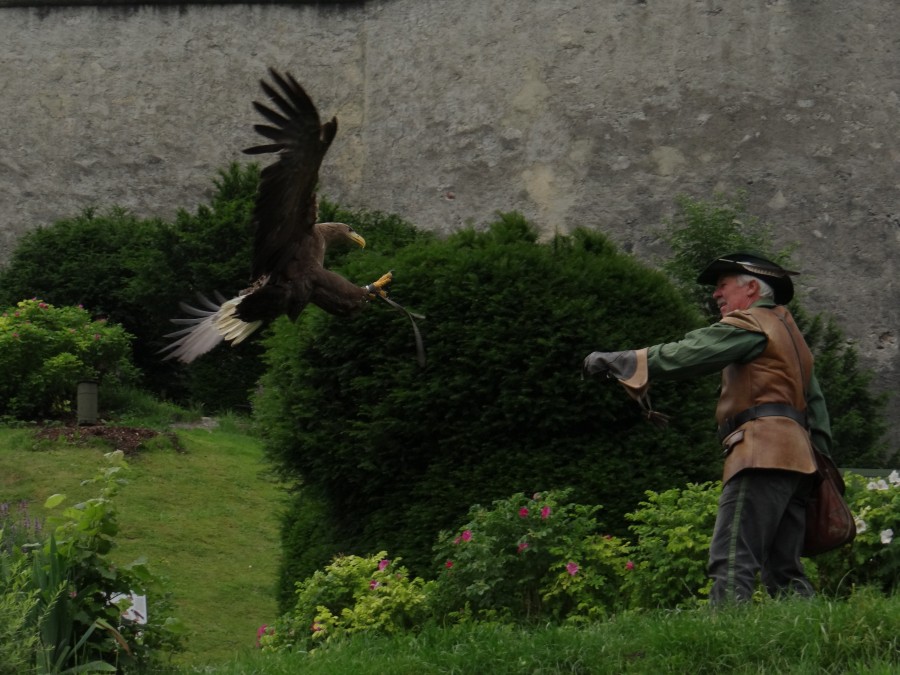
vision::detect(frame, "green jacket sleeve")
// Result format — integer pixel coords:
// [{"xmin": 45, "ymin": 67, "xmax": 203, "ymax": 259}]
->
[{"xmin": 644, "ymin": 319, "xmax": 834, "ymax": 455}]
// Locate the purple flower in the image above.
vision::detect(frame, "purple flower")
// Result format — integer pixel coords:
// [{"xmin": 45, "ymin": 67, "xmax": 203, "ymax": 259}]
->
[
  {"xmin": 461, "ymin": 529, "xmax": 473, "ymax": 542},
  {"xmin": 378, "ymin": 559, "xmax": 390, "ymax": 571},
  {"xmin": 541, "ymin": 506, "xmax": 551, "ymax": 520},
  {"xmin": 566, "ymin": 561, "xmax": 579, "ymax": 576}
]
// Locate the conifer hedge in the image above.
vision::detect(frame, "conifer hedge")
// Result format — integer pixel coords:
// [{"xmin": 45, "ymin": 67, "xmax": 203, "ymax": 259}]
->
[{"xmin": 253, "ymin": 212, "xmax": 723, "ymax": 598}]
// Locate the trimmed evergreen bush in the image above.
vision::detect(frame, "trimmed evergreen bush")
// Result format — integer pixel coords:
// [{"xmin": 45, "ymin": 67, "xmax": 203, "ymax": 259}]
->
[{"xmin": 254, "ymin": 213, "xmax": 722, "ymax": 577}]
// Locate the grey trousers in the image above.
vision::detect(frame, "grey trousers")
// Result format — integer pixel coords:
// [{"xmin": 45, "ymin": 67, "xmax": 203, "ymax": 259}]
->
[{"xmin": 708, "ymin": 469, "xmax": 816, "ymax": 604}]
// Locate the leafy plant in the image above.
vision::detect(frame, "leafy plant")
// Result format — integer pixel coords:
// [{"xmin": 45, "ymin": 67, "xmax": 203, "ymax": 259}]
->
[
  {"xmin": 263, "ymin": 552, "xmax": 433, "ymax": 653},
  {"xmin": 0, "ymin": 554, "xmax": 39, "ymax": 675},
  {"xmin": 31, "ymin": 452, "xmax": 185, "ymax": 671},
  {"xmin": 624, "ymin": 482, "xmax": 719, "ymax": 609},
  {"xmin": 0, "ymin": 300, "xmax": 137, "ymax": 420}
]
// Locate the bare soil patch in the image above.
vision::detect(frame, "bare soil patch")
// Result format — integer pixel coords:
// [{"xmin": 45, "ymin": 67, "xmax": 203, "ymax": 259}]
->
[{"xmin": 35, "ymin": 425, "xmax": 183, "ymax": 456}]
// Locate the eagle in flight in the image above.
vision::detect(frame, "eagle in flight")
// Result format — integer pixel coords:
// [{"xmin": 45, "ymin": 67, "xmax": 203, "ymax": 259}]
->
[{"xmin": 161, "ymin": 69, "xmax": 393, "ymax": 364}]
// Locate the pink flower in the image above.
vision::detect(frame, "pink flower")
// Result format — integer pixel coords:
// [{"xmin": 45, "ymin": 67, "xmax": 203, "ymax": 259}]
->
[
  {"xmin": 256, "ymin": 624, "xmax": 268, "ymax": 647},
  {"xmin": 93, "ymin": 334, "xmax": 101, "ymax": 340},
  {"xmin": 517, "ymin": 541, "xmax": 529, "ymax": 553},
  {"xmin": 445, "ymin": 559, "xmax": 454, "ymax": 569},
  {"xmin": 541, "ymin": 506, "xmax": 551, "ymax": 520},
  {"xmin": 532, "ymin": 492, "xmax": 542, "ymax": 500},
  {"xmin": 453, "ymin": 535, "xmax": 461, "ymax": 545},
  {"xmin": 518, "ymin": 507, "xmax": 529, "ymax": 518},
  {"xmin": 625, "ymin": 560, "xmax": 635, "ymax": 571},
  {"xmin": 378, "ymin": 559, "xmax": 390, "ymax": 571},
  {"xmin": 311, "ymin": 622, "xmax": 323, "ymax": 633},
  {"xmin": 369, "ymin": 580, "xmax": 380, "ymax": 589},
  {"xmin": 566, "ymin": 562, "xmax": 579, "ymax": 576},
  {"xmin": 461, "ymin": 529, "xmax": 473, "ymax": 542}
]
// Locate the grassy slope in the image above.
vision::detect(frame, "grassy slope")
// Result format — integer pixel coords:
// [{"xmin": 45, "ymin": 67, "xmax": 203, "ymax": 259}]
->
[{"xmin": 0, "ymin": 423, "xmax": 285, "ymax": 667}]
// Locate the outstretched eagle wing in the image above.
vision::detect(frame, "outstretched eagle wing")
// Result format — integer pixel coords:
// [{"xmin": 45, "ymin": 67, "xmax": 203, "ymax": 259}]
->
[{"xmin": 243, "ymin": 68, "xmax": 338, "ymax": 280}]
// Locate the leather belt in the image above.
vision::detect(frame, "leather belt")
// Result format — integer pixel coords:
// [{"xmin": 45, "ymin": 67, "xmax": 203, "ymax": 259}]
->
[{"xmin": 717, "ymin": 403, "xmax": 808, "ymax": 442}]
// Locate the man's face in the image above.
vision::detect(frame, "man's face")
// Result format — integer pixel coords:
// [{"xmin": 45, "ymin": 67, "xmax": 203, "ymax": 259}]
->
[{"xmin": 712, "ymin": 275, "xmax": 757, "ymax": 317}]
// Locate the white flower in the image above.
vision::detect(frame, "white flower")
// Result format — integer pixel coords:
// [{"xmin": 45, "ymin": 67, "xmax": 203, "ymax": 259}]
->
[
  {"xmin": 880, "ymin": 529, "xmax": 893, "ymax": 545},
  {"xmin": 854, "ymin": 517, "xmax": 867, "ymax": 534},
  {"xmin": 866, "ymin": 479, "xmax": 889, "ymax": 491},
  {"xmin": 889, "ymin": 470, "xmax": 900, "ymax": 486}
]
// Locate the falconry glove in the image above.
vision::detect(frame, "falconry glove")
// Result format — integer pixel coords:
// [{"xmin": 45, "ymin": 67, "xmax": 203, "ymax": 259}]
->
[
  {"xmin": 582, "ymin": 350, "xmax": 637, "ymax": 380},
  {"xmin": 582, "ymin": 348, "xmax": 670, "ymax": 429}
]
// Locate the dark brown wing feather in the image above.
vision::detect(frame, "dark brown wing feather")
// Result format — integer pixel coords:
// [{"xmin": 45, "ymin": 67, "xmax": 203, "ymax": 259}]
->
[{"xmin": 243, "ymin": 68, "xmax": 338, "ymax": 280}]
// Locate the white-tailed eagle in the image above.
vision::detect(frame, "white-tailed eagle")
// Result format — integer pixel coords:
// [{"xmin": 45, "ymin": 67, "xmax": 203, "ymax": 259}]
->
[{"xmin": 161, "ymin": 69, "xmax": 394, "ymax": 364}]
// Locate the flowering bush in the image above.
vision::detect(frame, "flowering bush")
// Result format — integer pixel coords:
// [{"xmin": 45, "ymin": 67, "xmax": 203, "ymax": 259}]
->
[
  {"xmin": 262, "ymin": 477, "xmax": 899, "ymax": 653},
  {"xmin": 0, "ymin": 299, "xmax": 137, "ymax": 419},
  {"xmin": 810, "ymin": 470, "xmax": 899, "ymax": 595},
  {"xmin": 261, "ymin": 552, "xmax": 433, "ymax": 653},
  {"xmin": 431, "ymin": 489, "xmax": 633, "ymax": 623}
]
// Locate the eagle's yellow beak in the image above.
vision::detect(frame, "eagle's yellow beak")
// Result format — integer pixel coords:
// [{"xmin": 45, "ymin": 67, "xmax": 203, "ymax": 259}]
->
[{"xmin": 348, "ymin": 231, "xmax": 366, "ymax": 248}]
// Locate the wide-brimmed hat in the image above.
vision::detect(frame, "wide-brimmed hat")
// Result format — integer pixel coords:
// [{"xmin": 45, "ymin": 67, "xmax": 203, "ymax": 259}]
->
[{"xmin": 697, "ymin": 252, "xmax": 799, "ymax": 304}]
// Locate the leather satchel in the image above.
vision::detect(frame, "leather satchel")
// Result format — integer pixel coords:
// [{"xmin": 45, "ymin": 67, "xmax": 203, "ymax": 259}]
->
[{"xmin": 802, "ymin": 449, "xmax": 857, "ymax": 556}]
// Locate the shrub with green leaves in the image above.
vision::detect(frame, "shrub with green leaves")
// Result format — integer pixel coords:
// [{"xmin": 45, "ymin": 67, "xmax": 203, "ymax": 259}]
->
[
  {"xmin": 811, "ymin": 471, "xmax": 899, "ymax": 595},
  {"xmin": 255, "ymin": 214, "xmax": 722, "ymax": 576},
  {"xmin": 262, "ymin": 551, "xmax": 433, "ymax": 653},
  {"xmin": 624, "ymin": 481, "xmax": 719, "ymax": 609},
  {"xmin": 432, "ymin": 489, "xmax": 633, "ymax": 623},
  {"xmin": 0, "ymin": 299, "xmax": 137, "ymax": 420}
]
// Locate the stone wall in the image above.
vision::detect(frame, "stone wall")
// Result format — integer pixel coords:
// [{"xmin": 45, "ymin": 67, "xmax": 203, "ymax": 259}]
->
[{"xmin": 1, "ymin": 1, "xmax": 897, "ymax": 433}]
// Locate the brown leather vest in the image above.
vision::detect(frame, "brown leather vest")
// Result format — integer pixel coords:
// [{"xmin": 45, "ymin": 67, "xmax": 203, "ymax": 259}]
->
[{"xmin": 716, "ymin": 306, "xmax": 817, "ymax": 484}]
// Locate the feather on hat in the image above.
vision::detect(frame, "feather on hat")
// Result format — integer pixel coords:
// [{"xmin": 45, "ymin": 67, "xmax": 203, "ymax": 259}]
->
[{"xmin": 697, "ymin": 252, "xmax": 799, "ymax": 304}]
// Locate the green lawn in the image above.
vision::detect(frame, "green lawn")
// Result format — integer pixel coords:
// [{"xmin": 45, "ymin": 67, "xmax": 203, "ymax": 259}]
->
[
  {"xmin": 0, "ymin": 422, "xmax": 286, "ymax": 667},
  {"xmin": 3, "ymin": 424, "xmax": 898, "ymax": 673}
]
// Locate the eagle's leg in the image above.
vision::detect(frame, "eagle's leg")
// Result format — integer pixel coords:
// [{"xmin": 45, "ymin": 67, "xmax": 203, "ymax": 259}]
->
[{"xmin": 308, "ymin": 268, "xmax": 390, "ymax": 316}]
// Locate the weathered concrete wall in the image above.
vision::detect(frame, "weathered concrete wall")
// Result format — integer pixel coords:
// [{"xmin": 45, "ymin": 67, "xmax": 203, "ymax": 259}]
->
[{"xmin": 1, "ymin": 1, "xmax": 897, "ymax": 431}]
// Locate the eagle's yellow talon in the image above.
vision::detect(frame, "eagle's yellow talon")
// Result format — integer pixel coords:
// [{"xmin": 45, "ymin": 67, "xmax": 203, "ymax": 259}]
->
[{"xmin": 365, "ymin": 271, "xmax": 393, "ymax": 299}]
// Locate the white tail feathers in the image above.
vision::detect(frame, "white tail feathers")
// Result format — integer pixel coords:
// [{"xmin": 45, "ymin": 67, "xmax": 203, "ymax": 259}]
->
[{"xmin": 160, "ymin": 292, "xmax": 263, "ymax": 364}]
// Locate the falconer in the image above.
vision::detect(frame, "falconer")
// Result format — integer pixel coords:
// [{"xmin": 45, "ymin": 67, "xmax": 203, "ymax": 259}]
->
[{"xmin": 583, "ymin": 252, "xmax": 832, "ymax": 604}]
